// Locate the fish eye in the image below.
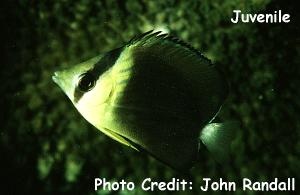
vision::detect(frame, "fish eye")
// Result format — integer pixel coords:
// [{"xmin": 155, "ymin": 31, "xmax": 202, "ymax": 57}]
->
[{"xmin": 77, "ymin": 72, "xmax": 96, "ymax": 92}]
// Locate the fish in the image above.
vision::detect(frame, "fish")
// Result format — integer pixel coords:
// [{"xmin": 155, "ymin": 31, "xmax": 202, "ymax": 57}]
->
[{"xmin": 52, "ymin": 30, "xmax": 234, "ymax": 171}]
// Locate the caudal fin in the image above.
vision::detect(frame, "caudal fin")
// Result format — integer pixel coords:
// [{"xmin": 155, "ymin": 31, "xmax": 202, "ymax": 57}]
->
[{"xmin": 200, "ymin": 122, "xmax": 238, "ymax": 163}]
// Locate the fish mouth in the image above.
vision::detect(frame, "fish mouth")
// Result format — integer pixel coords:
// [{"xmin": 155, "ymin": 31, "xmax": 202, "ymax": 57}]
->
[
  {"xmin": 52, "ymin": 70, "xmax": 74, "ymax": 102},
  {"xmin": 52, "ymin": 71, "xmax": 60, "ymax": 84},
  {"xmin": 52, "ymin": 71, "xmax": 64, "ymax": 89},
  {"xmin": 52, "ymin": 71, "xmax": 65, "ymax": 91}
]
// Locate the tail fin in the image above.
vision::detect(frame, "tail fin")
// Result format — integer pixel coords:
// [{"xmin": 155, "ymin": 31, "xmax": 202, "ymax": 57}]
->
[{"xmin": 200, "ymin": 122, "xmax": 238, "ymax": 163}]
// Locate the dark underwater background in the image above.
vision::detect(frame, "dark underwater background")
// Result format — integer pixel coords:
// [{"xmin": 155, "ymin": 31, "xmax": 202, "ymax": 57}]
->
[{"xmin": 1, "ymin": 0, "xmax": 299, "ymax": 194}]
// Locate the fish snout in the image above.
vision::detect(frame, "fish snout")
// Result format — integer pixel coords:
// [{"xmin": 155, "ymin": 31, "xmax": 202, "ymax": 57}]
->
[
  {"xmin": 52, "ymin": 71, "xmax": 60, "ymax": 84},
  {"xmin": 52, "ymin": 71, "xmax": 65, "ymax": 90},
  {"xmin": 52, "ymin": 70, "xmax": 74, "ymax": 101}
]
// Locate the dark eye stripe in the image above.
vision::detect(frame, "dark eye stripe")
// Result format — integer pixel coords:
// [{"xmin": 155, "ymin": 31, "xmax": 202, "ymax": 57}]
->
[
  {"xmin": 73, "ymin": 47, "xmax": 123, "ymax": 103},
  {"xmin": 90, "ymin": 47, "xmax": 123, "ymax": 80}
]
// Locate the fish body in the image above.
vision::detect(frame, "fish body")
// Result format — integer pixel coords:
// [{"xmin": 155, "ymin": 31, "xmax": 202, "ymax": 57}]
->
[{"xmin": 53, "ymin": 31, "xmax": 232, "ymax": 171}]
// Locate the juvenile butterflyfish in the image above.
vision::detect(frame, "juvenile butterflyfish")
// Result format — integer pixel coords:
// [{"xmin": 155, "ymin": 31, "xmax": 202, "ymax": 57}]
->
[{"xmin": 52, "ymin": 30, "xmax": 234, "ymax": 171}]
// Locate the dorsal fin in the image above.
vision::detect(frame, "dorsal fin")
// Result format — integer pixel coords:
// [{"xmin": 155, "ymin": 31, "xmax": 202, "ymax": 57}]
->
[{"xmin": 127, "ymin": 30, "xmax": 212, "ymax": 65}]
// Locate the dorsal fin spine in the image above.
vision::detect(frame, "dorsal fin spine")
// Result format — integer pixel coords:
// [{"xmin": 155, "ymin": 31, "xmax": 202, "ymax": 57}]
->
[{"xmin": 126, "ymin": 30, "xmax": 212, "ymax": 65}]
